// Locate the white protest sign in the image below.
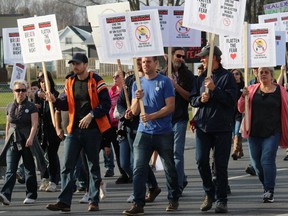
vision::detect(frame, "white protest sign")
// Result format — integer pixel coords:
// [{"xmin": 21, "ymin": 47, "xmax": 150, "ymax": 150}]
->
[
  {"xmin": 220, "ymin": 35, "xmax": 243, "ymax": 69},
  {"xmin": 258, "ymin": 14, "xmax": 281, "ymax": 30},
  {"xmin": 278, "ymin": 12, "xmax": 288, "ymax": 42},
  {"xmin": 99, "ymin": 10, "xmax": 164, "ymax": 59},
  {"xmin": 249, "ymin": 23, "xmax": 276, "ymax": 68},
  {"xmin": 275, "ymin": 31, "xmax": 286, "ymax": 66},
  {"xmin": 10, "ymin": 63, "xmax": 27, "ymax": 90},
  {"xmin": 87, "ymin": 2, "xmax": 132, "ymax": 64},
  {"xmin": 2, "ymin": 28, "xmax": 23, "ymax": 64},
  {"xmin": 220, "ymin": 23, "xmax": 277, "ymax": 68},
  {"xmin": 183, "ymin": 0, "xmax": 247, "ymax": 36},
  {"xmin": 141, "ymin": 6, "xmax": 201, "ymax": 47},
  {"xmin": 17, "ymin": 14, "xmax": 62, "ymax": 64}
]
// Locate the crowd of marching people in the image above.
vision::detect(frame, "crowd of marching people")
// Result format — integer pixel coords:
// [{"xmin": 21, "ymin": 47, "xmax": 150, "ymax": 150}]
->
[{"xmin": 0, "ymin": 47, "xmax": 288, "ymax": 215}]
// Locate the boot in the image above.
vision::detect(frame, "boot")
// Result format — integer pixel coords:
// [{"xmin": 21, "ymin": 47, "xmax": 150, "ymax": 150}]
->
[
  {"xmin": 237, "ymin": 136, "xmax": 244, "ymax": 158},
  {"xmin": 231, "ymin": 136, "xmax": 239, "ymax": 160}
]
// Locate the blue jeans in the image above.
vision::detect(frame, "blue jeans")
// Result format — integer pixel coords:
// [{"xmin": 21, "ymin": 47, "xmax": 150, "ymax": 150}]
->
[
  {"xmin": 133, "ymin": 131, "xmax": 180, "ymax": 207},
  {"xmin": 172, "ymin": 120, "xmax": 188, "ymax": 190},
  {"xmin": 119, "ymin": 127, "xmax": 136, "ymax": 179},
  {"xmin": 103, "ymin": 144, "xmax": 115, "ymax": 171},
  {"xmin": 233, "ymin": 119, "xmax": 242, "ymax": 137},
  {"xmin": 1, "ymin": 143, "xmax": 37, "ymax": 201},
  {"xmin": 58, "ymin": 128, "xmax": 101, "ymax": 206},
  {"xmin": 248, "ymin": 133, "xmax": 280, "ymax": 192},
  {"xmin": 195, "ymin": 129, "xmax": 231, "ymax": 203}
]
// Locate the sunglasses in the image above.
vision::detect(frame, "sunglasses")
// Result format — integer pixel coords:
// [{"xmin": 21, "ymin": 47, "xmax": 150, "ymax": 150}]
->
[
  {"xmin": 176, "ymin": 54, "xmax": 185, "ymax": 59},
  {"xmin": 14, "ymin": 88, "xmax": 27, "ymax": 93},
  {"xmin": 113, "ymin": 75, "xmax": 120, "ymax": 79}
]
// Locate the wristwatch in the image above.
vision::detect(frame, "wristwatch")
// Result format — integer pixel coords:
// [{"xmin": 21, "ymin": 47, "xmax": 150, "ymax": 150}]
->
[{"xmin": 89, "ymin": 111, "xmax": 94, "ymax": 118}]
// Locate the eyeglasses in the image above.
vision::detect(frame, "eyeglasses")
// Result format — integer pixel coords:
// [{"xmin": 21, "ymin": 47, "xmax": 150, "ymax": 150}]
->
[
  {"xmin": 175, "ymin": 54, "xmax": 185, "ymax": 59},
  {"xmin": 14, "ymin": 88, "xmax": 27, "ymax": 93},
  {"xmin": 113, "ymin": 75, "xmax": 120, "ymax": 79}
]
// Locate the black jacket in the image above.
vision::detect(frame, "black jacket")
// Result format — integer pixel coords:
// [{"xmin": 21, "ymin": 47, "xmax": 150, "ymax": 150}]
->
[{"xmin": 190, "ymin": 65, "xmax": 237, "ymax": 132}]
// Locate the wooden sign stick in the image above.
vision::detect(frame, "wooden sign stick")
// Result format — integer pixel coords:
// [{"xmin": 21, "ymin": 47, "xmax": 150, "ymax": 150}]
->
[
  {"xmin": 243, "ymin": 22, "xmax": 249, "ymax": 132},
  {"xmin": 41, "ymin": 61, "xmax": 55, "ymax": 127},
  {"xmin": 117, "ymin": 59, "xmax": 131, "ymax": 108},
  {"xmin": 205, "ymin": 33, "xmax": 215, "ymax": 93},
  {"xmin": 133, "ymin": 57, "xmax": 146, "ymax": 126}
]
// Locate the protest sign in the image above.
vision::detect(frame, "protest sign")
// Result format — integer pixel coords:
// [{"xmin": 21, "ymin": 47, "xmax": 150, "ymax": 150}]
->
[
  {"xmin": 141, "ymin": 6, "xmax": 201, "ymax": 47},
  {"xmin": 183, "ymin": 0, "xmax": 247, "ymax": 36},
  {"xmin": 9, "ymin": 63, "xmax": 27, "ymax": 89},
  {"xmin": 17, "ymin": 14, "xmax": 62, "ymax": 64},
  {"xmin": 87, "ymin": 2, "xmax": 132, "ymax": 64},
  {"xmin": 220, "ymin": 23, "xmax": 276, "ymax": 68},
  {"xmin": 2, "ymin": 28, "xmax": 23, "ymax": 64},
  {"xmin": 99, "ymin": 9, "xmax": 164, "ymax": 59},
  {"xmin": 264, "ymin": 0, "xmax": 288, "ymax": 14}
]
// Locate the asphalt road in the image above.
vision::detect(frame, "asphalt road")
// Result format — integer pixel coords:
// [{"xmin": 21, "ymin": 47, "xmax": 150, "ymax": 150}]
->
[{"xmin": 0, "ymin": 133, "xmax": 288, "ymax": 216}]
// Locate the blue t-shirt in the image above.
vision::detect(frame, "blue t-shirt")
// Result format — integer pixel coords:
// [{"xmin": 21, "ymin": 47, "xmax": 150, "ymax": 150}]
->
[{"xmin": 132, "ymin": 73, "xmax": 175, "ymax": 134}]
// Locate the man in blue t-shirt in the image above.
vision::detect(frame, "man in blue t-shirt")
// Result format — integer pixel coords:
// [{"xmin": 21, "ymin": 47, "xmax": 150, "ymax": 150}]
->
[{"xmin": 122, "ymin": 56, "xmax": 180, "ymax": 215}]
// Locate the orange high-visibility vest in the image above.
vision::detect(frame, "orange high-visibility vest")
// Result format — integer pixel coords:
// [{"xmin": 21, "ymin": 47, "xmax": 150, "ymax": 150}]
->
[{"xmin": 65, "ymin": 72, "xmax": 111, "ymax": 134}]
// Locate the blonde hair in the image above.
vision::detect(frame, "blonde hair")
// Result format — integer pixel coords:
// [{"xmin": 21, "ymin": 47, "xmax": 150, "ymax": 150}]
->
[
  {"xmin": 13, "ymin": 79, "xmax": 28, "ymax": 88},
  {"xmin": 258, "ymin": 67, "xmax": 274, "ymax": 78}
]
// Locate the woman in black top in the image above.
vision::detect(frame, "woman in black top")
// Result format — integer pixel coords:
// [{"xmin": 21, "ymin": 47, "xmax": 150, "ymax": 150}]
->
[{"xmin": 0, "ymin": 80, "xmax": 38, "ymax": 205}]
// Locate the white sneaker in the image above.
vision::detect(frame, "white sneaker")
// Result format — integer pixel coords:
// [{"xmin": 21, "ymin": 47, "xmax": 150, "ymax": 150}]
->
[
  {"xmin": 45, "ymin": 182, "xmax": 57, "ymax": 192},
  {"xmin": 0, "ymin": 193, "xmax": 10, "ymax": 205},
  {"xmin": 100, "ymin": 182, "xmax": 106, "ymax": 200},
  {"xmin": 39, "ymin": 178, "xmax": 49, "ymax": 191},
  {"xmin": 79, "ymin": 193, "xmax": 89, "ymax": 204},
  {"xmin": 127, "ymin": 194, "xmax": 134, "ymax": 203},
  {"xmin": 23, "ymin": 198, "xmax": 36, "ymax": 204}
]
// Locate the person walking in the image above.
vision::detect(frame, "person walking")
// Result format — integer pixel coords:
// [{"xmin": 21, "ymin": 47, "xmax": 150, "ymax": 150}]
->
[
  {"xmin": 123, "ymin": 56, "xmax": 180, "ymax": 215},
  {"xmin": 230, "ymin": 69, "xmax": 245, "ymax": 160},
  {"xmin": 166, "ymin": 47, "xmax": 195, "ymax": 195},
  {"xmin": 0, "ymin": 80, "xmax": 39, "ymax": 205},
  {"xmin": 238, "ymin": 66, "xmax": 288, "ymax": 203},
  {"xmin": 45, "ymin": 53, "xmax": 111, "ymax": 212},
  {"xmin": 190, "ymin": 45, "xmax": 237, "ymax": 213}
]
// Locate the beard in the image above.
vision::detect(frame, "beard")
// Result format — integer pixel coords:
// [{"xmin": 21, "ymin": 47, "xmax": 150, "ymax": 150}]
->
[{"xmin": 173, "ymin": 61, "xmax": 182, "ymax": 70}]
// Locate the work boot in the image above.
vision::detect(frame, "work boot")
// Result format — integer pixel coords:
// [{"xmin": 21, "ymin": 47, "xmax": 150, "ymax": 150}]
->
[
  {"xmin": 200, "ymin": 195, "xmax": 215, "ymax": 211},
  {"xmin": 145, "ymin": 186, "xmax": 161, "ymax": 202},
  {"xmin": 231, "ymin": 136, "xmax": 239, "ymax": 160},
  {"xmin": 237, "ymin": 136, "xmax": 244, "ymax": 158}
]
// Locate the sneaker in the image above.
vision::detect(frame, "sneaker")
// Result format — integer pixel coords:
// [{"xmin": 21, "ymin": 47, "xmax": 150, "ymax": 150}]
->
[
  {"xmin": 46, "ymin": 182, "xmax": 57, "ymax": 192},
  {"xmin": 127, "ymin": 194, "xmax": 134, "ymax": 203},
  {"xmin": 200, "ymin": 195, "xmax": 215, "ymax": 211},
  {"xmin": 245, "ymin": 165, "xmax": 256, "ymax": 176},
  {"xmin": 115, "ymin": 175, "xmax": 130, "ymax": 184},
  {"xmin": 16, "ymin": 172, "xmax": 25, "ymax": 184},
  {"xmin": 46, "ymin": 202, "xmax": 71, "ymax": 212},
  {"xmin": 145, "ymin": 186, "xmax": 161, "ymax": 202},
  {"xmin": 166, "ymin": 201, "xmax": 179, "ymax": 211},
  {"xmin": 100, "ymin": 182, "xmax": 107, "ymax": 200},
  {"xmin": 215, "ymin": 202, "xmax": 228, "ymax": 213},
  {"xmin": 88, "ymin": 203, "xmax": 99, "ymax": 211},
  {"xmin": 263, "ymin": 190, "xmax": 274, "ymax": 203},
  {"xmin": 79, "ymin": 193, "xmax": 89, "ymax": 204},
  {"xmin": 76, "ymin": 187, "xmax": 86, "ymax": 193},
  {"xmin": 122, "ymin": 204, "xmax": 144, "ymax": 215},
  {"xmin": 0, "ymin": 193, "xmax": 10, "ymax": 205},
  {"xmin": 39, "ymin": 178, "xmax": 49, "ymax": 191},
  {"xmin": 104, "ymin": 169, "xmax": 114, "ymax": 177},
  {"xmin": 23, "ymin": 198, "xmax": 36, "ymax": 204}
]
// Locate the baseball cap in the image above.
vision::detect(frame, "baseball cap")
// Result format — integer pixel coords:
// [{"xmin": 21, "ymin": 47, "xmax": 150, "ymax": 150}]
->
[
  {"xmin": 196, "ymin": 45, "xmax": 222, "ymax": 57},
  {"xmin": 68, "ymin": 53, "xmax": 88, "ymax": 64}
]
